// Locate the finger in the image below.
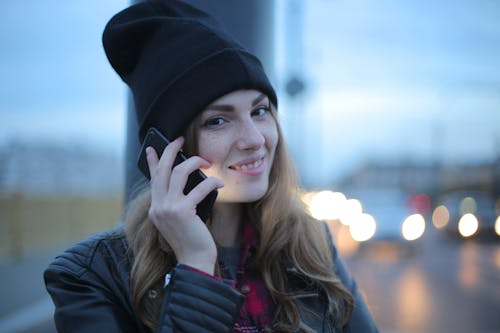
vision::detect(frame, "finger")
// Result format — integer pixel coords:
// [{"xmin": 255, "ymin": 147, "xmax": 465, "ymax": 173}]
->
[
  {"xmin": 145, "ymin": 146, "xmax": 160, "ymax": 180},
  {"xmin": 150, "ymin": 137, "xmax": 185, "ymax": 197},
  {"xmin": 147, "ymin": 146, "xmax": 169, "ymax": 203},
  {"xmin": 156, "ymin": 136, "xmax": 184, "ymax": 178},
  {"xmin": 169, "ymin": 156, "xmax": 211, "ymax": 195},
  {"xmin": 186, "ymin": 176, "xmax": 224, "ymax": 205}
]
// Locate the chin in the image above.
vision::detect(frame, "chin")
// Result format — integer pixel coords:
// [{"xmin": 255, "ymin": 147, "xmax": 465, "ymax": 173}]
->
[{"xmin": 217, "ymin": 186, "xmax": 268, "ymax": 203}]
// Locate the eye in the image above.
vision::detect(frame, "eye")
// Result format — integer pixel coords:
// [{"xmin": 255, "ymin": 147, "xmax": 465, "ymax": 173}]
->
[
  {"xmin": 202, "ymin": 116, "xmax": 226, "ymax": 127},
  {"xmin": 251, "ymin": 105, "xmax": 271, "ymax": 117}
]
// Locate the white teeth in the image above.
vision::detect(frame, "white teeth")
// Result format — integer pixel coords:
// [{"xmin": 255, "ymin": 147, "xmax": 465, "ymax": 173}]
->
[{"xmin": 233, "ymin": 159, "xmax": 262, "ymax": 171}]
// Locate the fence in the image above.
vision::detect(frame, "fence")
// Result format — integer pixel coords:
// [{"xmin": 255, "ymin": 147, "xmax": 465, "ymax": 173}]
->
[{"xmin": 0, "ymin": 192, "xmax": 122, "ymax": 260}]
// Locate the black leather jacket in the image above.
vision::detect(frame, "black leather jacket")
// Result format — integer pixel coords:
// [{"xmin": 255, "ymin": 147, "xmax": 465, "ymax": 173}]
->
[{"xmin": 44, "ymin": 226, "xmax": 379, "ymax": 333}]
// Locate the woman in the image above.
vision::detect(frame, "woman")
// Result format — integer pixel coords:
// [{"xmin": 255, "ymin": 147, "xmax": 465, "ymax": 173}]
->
[{"xmin": 44, "ymin": 1, "xmax": 379, "ymax": 332}]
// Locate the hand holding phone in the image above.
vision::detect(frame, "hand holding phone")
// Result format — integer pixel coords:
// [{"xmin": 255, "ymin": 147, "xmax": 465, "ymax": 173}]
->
[{"xmin": 137, "ymin": 127, "xmax": 217, "ymax": 222}]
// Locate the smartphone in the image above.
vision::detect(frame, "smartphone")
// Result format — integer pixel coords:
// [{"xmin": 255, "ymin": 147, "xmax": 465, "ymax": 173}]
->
[{"xmin": 137, "ymin": 127, "xmax": 217, "ymax": 223}]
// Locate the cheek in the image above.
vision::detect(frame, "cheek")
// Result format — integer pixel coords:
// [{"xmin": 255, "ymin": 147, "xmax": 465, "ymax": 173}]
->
[
  {"xmin": 197, "ymin": 133, "xmax": 227, "ymax": 168},
  {"xmin": 198, "ymin": 146, "xmax": 220, "ymax": 179},
  {"xmin": 265, "ymin": 122, "xmax": 279, "ymax": 153}
]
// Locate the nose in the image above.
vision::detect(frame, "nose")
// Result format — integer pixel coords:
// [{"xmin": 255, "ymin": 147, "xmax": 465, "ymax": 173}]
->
[{"xmin": 236, "ymin": 118, "xmax": 265, "ymax": 151}]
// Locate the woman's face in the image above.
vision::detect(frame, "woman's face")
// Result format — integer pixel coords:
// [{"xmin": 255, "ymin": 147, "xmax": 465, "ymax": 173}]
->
[{"xmin": 197, "ymin": 89, "xmax": 278, "ymax": 203}]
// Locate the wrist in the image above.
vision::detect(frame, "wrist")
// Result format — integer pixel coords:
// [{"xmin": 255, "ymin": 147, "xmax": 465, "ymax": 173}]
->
[
  {"xmin": 177, "ymin": 252, "xmax": 217, "ymax": 275},
  {"xmin": 177, "ymin": 261, "xmax": 215, "ymax": 275}
]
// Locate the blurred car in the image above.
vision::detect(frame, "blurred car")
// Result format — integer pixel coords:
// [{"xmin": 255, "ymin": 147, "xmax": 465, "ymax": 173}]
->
[
  {"xmin": 344, "ymin": 187, "xmax": 426, "ymax": 257},
  {"xmin": 436, "ymin": 190, "xmax": 499, "ymax": 241}
]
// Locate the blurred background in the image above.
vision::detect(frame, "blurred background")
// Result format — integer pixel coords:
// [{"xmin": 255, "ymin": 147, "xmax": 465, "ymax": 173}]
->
[{"xmin": 0, "ymin": 1, "xmax": 499, "ymax": 333}]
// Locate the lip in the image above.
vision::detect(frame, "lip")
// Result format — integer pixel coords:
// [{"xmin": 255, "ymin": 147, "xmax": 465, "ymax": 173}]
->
[{"xmin": 229, "ymin": 156, "xmax": 266, "ymax": 176}]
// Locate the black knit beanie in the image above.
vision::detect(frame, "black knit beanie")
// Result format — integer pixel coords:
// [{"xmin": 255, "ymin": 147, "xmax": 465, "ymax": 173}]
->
[{"xmin": 102, "ymin": 0, "xmax": 278, "ymax": 142}]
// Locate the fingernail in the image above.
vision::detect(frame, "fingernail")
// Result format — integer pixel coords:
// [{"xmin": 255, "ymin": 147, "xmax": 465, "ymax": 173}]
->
[{"xmin": 146, "ymin": 147, "xmax": 153, "ymax": 155}]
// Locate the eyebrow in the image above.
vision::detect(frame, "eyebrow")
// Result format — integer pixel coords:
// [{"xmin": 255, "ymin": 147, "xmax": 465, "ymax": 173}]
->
[{"xmin": 205, "ymin": 93, "xmax": 267, "ymax": 111}]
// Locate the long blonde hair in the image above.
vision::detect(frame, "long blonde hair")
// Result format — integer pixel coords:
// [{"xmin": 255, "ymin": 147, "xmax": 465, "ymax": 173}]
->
[{"xmin": 124, "ymin": 106, "xmax": 354, "ymax": 331}]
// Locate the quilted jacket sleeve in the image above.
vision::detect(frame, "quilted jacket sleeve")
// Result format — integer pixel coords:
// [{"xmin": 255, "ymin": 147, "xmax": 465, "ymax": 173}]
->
[
  {"xmin": 157, "ymin": 266, "xmax": 244, "ymax": 333},
  {"xmin": 44, "ymin": 235, "xmax": 145, "ymax": 333},
  {"xmin": 44, "ymin": 232, "xmax": 244, "ymax": 333}
]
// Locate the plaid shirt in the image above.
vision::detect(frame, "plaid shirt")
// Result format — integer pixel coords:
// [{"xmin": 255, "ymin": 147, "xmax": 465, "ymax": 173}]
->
[
  {"xmin": 220, "ymin": 220, "xmax": 276, "ymax": 333},
  {"xmin": 181, "ymin": 220, "xmax": 275, "ymax": 332}
]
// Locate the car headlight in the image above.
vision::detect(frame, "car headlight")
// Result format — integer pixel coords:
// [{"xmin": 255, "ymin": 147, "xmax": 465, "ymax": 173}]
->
[
  {"xmin": 458, "ymin": 213, "xmax": 478, "ymax": 237},
  {"xmin": 495, "ymin": 216, "xmax": 500, "ymax": 236},
  {"xmin": 349, "ymin": 213, "xmax": 376, "ymax": 242},
  {"xmin": 402, "ymin": 214, "xmax": 426, "ymax": 241}
]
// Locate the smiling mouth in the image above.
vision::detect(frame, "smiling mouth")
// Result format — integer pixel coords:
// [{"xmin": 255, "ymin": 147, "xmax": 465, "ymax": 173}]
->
[{"xmin": 230, "ymin": 158, "xmax": 264, "ymax": 171}]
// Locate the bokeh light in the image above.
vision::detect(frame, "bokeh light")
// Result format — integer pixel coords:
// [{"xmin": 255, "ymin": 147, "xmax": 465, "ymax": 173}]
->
[
  {"xmin": 309, "ymin": 190, "xmax": 347, "ymax": 221},
  {"xmin": 460, "ymin": 197, "xmax": 477, "ymax": 215},
  {"xmin": 495, "ymin": 216, "xmax": 500, "ymax": 236},
  {"xmin": 402, "ymin": 214, "xmax": 426, "ymax": 241},
  {"xmin": 411, "ymin": 193, "xmax": 431, "ymax": 214},
  {"xmin": 458, "ymin": 213, "xmax": 478, "ymax": 237},
  {"xmin": 432, "ymin": 205, "xmax": 450, "ymax": 229},
  {"xmin": 339, "ymin": 198, "xmax": 363, "ymax": 226},
  {"xmin": 349, "ymin": 213, "xmax": 376, "ymax": 242}
]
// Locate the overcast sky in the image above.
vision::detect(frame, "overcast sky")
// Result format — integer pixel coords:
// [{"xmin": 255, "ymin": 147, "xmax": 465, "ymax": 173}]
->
[
  {"xmin": 276, "ymin": 0, "xmax": 500, "ymax": 184},
  {"xmin": 0, "ymin": 1, "xmax": 128, "ymax": 150},
  {"xmin": 1, "ymin": 0, "xmax": 499, "ymax": 186}
]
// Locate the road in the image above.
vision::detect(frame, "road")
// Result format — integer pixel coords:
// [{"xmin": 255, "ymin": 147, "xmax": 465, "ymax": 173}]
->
[{"xmin": 344, "ymin": 227, "xmax": 500, "ymax": 333}]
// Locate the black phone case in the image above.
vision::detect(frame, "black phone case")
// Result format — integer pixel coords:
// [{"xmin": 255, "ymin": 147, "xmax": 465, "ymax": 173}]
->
[{"xmin": 137, "ymin": 127, "xmax": 217, "ymax": 222}]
